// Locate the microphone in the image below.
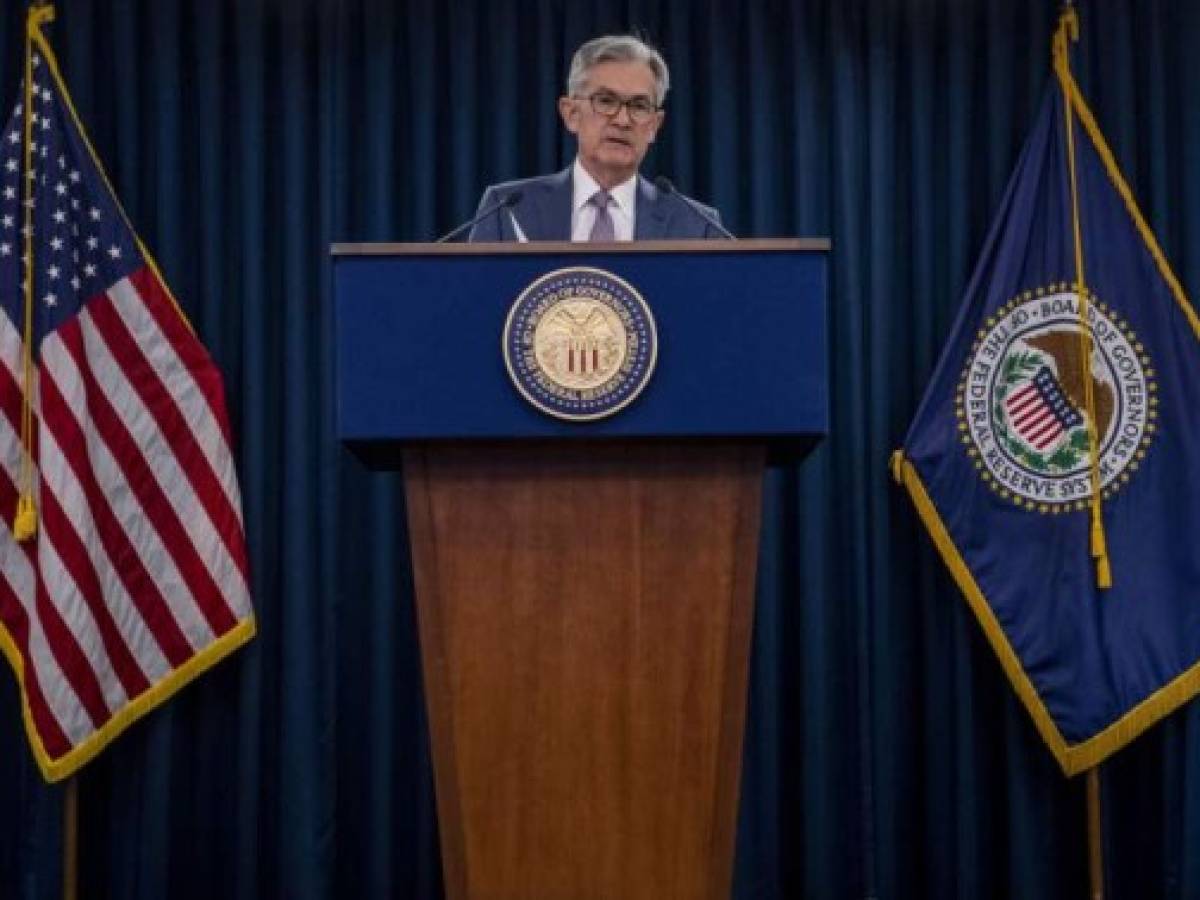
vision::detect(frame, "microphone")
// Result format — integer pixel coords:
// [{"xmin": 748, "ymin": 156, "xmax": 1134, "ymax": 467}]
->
[
  {"xmin": 436, "ymin": 190, "xmax": 524, "ymax": 243},
  {"xmin": 653, "ymin": 177, "xmax": 736, "ymax": 240}
]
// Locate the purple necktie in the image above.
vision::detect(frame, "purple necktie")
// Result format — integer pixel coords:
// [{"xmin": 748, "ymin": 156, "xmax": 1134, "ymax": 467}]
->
[{"xmin": 588, "ymin": 190, "xmax": 615, "ymax": 241}]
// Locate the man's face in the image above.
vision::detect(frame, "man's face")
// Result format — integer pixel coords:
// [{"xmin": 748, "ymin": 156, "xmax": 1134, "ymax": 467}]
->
[{"xmin": 558, "ymin": 60, "xmax": 665, "ymax": 188}]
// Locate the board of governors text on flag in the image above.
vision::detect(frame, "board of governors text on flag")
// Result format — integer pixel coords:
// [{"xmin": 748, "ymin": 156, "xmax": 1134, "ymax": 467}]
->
[
  {"xmin": 0, "ymin": 4, "xmax": 254, "ymax": 782},
  {"xmin": 893, "ymin": 9, "xmax": 1200, "ymax": 776}
]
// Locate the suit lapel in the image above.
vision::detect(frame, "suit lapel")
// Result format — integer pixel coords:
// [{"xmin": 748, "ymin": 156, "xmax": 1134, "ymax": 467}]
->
[
  {"xmin": 634, "ymin": 175, "xmax": 673, "ymax": 240},
  {"xmin": 520, "ymin": 167, "xmax": 573, "ymax": 241}
]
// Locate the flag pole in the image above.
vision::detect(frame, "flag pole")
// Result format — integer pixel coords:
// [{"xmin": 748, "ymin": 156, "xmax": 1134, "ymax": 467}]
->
[
  {"xmin": 62, "ymin": 778, "xmax": 78, "ymax": 900},
  {"xmin": 1086, "ymin": 766, "xmax": 1104, "ymax": 899},
  {"xmin": 1054, "ymin": 4, "xmax": 1110, "ymax": 895}
]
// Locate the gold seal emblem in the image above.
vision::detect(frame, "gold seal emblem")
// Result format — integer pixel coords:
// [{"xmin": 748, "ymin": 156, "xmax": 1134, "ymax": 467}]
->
[
  {"xmin": 503, "ymin": 267, "xmax": 658, "ymax": 421},
  {"xmin": 957, "ymin": 286, "xmax": 1156, "ymax": 512},
  {"xmin": 533, "ymin": 298, "xmax": 627, "ymax": 391}
]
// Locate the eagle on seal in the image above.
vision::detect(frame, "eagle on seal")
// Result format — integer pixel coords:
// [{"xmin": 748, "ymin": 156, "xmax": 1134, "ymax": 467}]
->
[{"xmin": 1025, "ymin": 330, "xmax": 1115, "ymax": 440}]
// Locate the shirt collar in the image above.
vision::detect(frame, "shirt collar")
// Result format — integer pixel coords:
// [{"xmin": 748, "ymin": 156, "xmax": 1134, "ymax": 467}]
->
[{"xmin": 572, "ymin": 158, "xmax": 638, "ymax": 216}]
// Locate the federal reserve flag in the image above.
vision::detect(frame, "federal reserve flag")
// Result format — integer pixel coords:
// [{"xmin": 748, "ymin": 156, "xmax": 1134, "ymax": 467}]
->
[
  {"xmin": 893, "ymin": 19, "xmax": 1200, "ymax": 775},
  {"xmin": 0, "ymin": 7, "xmax": 254, "ymax": 781}
]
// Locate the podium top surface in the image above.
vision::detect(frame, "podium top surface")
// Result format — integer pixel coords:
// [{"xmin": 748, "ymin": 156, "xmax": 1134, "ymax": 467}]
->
[{"xmin": 330, "ymin": 238, "xmax": 831, "ymax": 256}]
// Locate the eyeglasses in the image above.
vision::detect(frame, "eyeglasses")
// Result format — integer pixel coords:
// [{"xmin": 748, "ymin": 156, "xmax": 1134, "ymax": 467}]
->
[{"xmin": 579, "ymin": 91, "xmax": 660, "ymax": 124}]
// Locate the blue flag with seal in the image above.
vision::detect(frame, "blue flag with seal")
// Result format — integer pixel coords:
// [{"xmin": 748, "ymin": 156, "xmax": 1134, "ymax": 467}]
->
[{"xmin": 892, "ymin": 11, "xmax": 1200, "ymax": 776}]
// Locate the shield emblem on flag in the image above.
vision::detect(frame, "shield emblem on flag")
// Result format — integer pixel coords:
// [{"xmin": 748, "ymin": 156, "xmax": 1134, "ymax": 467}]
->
[{"xmin": 1003, "ymin": 366, "xmax": 1081, "ymax": 455}]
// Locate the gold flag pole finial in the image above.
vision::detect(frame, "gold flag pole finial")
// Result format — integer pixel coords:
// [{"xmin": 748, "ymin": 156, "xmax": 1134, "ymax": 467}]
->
[{"xmin": 1053, "ymin": 6, "xmax": 1079, "ymax": 80}]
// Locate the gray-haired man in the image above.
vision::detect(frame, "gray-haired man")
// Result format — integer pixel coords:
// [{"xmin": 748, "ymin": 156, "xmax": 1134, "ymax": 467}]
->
[{"xmin": 469, "ymin": 34, "xmax": 723, "ymax": 242}]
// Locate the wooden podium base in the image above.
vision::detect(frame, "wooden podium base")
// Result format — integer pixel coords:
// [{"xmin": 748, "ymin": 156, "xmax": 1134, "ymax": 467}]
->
[{"xmin": 404, "ymin": 441, "xmax": 764, "ymax": 900}]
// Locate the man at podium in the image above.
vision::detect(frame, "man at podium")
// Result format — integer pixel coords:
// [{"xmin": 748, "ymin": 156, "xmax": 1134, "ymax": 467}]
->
[{"xmin": 468, "ymin": 34, "xmax": 725, "ymax": 242}]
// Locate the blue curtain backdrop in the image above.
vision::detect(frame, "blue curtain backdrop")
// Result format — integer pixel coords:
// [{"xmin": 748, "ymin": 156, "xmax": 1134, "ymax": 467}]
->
[{"xmin": 3, "ymin": 0, "xmax": 1199, "ymax": 897}]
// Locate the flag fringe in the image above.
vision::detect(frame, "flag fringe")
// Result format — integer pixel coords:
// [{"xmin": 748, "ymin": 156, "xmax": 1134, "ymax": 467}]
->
[
  {"xmin": 892, "ymin": 451, "xmax": 1200, "ymax": 775},
  {"xmin": 0, "ymin": 614, "xmax": 257, "ymax": 783}
]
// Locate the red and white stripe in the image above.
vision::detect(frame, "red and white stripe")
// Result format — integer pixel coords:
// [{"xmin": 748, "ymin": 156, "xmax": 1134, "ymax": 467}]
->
[
  {"xmin": 1005, "ymin": 382, "xmax": 1064, "ymax": 450},
  {"xmin": 0, "ymin": 267, "xmax": 252, "ymax": 767}
]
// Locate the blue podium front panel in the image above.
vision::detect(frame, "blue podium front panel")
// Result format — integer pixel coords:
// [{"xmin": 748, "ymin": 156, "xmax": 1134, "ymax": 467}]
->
[{"xmin": 333, "ymin": 242, "xmax": 827, "ymax": 442}]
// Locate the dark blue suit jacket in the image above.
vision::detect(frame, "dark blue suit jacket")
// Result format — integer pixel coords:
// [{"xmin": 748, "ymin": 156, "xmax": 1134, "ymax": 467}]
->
[{"xmin": 467, "ymin": 167, "xmax": 724, "ymax": 241}]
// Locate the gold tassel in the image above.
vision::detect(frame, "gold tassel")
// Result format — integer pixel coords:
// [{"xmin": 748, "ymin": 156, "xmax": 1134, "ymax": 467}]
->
[
  {"xmin": 1091, "ymin": 514, "xmax": 1111, "ymax": 589},
  {"xmin": 1056, "ymin": 6, "xmax": 1113, "ymax": 592},
  {"xmin": 1090, "ymin": 515, "xmax": 1106, "ymax": 557},
  {"xmin": 890, "ymin": 450, "xmax": 905, "ymax": 485},
  {"xmin": 13, "ymin": 493, "xmax": 37, "ymax": 541}
]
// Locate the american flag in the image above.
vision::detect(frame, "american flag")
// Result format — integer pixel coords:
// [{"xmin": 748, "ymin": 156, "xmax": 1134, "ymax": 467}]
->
[{"xmin": 0, "ymin": 38, "xmax": 254, "ymax": 782}]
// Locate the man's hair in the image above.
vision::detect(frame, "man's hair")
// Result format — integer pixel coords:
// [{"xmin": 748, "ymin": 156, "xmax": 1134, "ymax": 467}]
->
[{"xmin": 566, "ymin": 35, "xmax": 670, "ymax": 107}]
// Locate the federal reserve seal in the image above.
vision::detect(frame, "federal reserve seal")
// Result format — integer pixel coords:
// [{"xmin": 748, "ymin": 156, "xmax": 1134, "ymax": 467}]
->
[
  {"xmin": 503, "ymin": 267, "xmax": 657, "ymax": 421},
  {"xmin": 957, "ymin": 285, "xmax": 1157, "ymax": 512}
]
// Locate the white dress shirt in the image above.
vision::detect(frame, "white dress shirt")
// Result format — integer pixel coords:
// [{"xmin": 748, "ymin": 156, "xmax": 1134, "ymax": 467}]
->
[{"xmin": 570, "ymin": 159, "xmax": 637, "ymax": 241}]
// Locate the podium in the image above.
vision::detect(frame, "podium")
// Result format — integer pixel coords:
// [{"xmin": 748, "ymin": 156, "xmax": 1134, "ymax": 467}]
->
[{"xmin": 333, "ymin": 240, "xmax": 828, "ymax": 899}]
